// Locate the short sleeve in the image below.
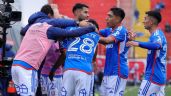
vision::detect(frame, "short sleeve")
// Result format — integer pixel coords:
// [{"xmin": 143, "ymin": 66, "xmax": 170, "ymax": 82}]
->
[
  {"xmin": 99, "ymin": 28, "xmax": 112, "ymax": 37},
  {"xmin": 110, "ymin": 28, "xmax": 126, "ymax": 42}
]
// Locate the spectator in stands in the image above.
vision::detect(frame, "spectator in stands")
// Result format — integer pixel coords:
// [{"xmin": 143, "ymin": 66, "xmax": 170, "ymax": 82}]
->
[
  {"xmin": 154, "ymin": 1, "xmax": 165, "ymax": 12},
  {"xmin": 165, "ymin": 22, "xmax": 171, "ymax": 33},
  {"xmin": 134, "ymin": 8, "xmax": 139, "ymax": 23}
]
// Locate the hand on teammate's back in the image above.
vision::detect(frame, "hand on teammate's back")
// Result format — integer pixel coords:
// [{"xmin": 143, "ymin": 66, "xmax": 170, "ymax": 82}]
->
[
  {"xmin": 128, "ymin": 30, "xmax": 136, "ymax": 41},
  {"xmin": 79, "ymin": 20, "xmax": 91, "ymax": 27}
]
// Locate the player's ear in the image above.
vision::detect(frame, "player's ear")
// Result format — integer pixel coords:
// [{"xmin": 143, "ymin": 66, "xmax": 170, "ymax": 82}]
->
[{"xmin": 48, "ymin": 13, "xmax": 54, "ymax": 18}]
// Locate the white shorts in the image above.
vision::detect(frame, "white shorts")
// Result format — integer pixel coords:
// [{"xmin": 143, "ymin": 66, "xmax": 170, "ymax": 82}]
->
[
  {"xmin": 61, "ymin": 70, "xmax": 92, "ymax": 96},
  {"xmin": 40, "ymin": 75, "xmax": 49, "ymax": 95},
  {"xmin": 40, "ymin": 75, "xmax": 63, "ymax": 96},
  {"xmin": 90, "ymin": 72, "xmax": 94, "ymax": 96},
  {"xmin": 100, "ymin": 75, "xmax": 127, "ymax": 96},
  {"xmin": 138, "ymin": 80, "xmax": 165, "ymax": 96},
  {"xmin": 48, "ymin": 75, "xmax": 62, "ymax": 96},
  {"xmin": 11, "ymin": 66, "xmax": 38, "ymax": 96},
  {"xmin": 157, "ymin": 86, "xmax": 165, "ymax": 96}
]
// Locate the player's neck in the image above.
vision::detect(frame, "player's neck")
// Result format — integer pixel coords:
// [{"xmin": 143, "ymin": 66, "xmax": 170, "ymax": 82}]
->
[
  {"xmin": 112, "ymin": 23, "xmax": 121, "ymax": 30},
  {"xmin": 149, "ymin": 25, "xmax": 158, "ymax": 34},
  {"xmin": 74, "ymin": 16, "xmax": 80, "ymax": 21}
]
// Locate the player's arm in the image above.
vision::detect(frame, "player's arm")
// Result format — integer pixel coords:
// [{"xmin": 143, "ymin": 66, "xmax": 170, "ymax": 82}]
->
[
  {"xmin": 46, "ymin": 18, "xmax": 78, "ymax": 28},
  {"xmin": 49, "ymin": 49, "xmax": 66, "ymax": 81},
  {"xmin": 20, "ymin": 24, "xmax": 30, "ymax": 36},
  {"xmin": 99, "ymin": 29, "xmax": 125, "ymax": 44},
  {"xmin": 128, "ymin": 31, "xmax": 136, "ymax": 41},
  {"xmin": 99, "ymin": 36, "xmax": 116, "ymax": 44},
  {"xmin": 99, "ymin": 28, "xmax": 111, "ymax": 37},
  {"xmin": 126, "ymin": 41, "xmax": 161, "ymax": 50},
  {"xmin": 47, "ymin": 26, "xmax": 95, "ymax": 40},
  {"xmin": 92, "ymin": 46, "xmax": 98, "ymax": 73}
]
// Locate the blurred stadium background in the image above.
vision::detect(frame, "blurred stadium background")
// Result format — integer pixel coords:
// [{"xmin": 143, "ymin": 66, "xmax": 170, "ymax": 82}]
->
[{"xmin": 0, "ymin": 0, "xmax": 171, "ymax": 95}]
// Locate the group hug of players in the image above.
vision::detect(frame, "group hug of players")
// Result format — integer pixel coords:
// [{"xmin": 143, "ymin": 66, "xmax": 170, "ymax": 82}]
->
[{"xmin": 11, "ymin": 3, "xmax": 167, "ymax": 96}]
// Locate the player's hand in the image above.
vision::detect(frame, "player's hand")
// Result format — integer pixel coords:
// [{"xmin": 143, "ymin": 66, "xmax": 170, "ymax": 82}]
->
[
  {"xmin": 61, "ymin": 15, "xmax": 73, "ymax": 19},
  {"xmin": 128, "ymin": 30, "xmax": 136, "ymax": 41},
  {"xmin": 49, "ymin": 71, "xmax": 54, "ymax": 81},
  {"xmin": 126, "ymin": 41, "xmax": 139, "ymax": 47},
  {"xmin": 79, "ymin": 20, "xmax": 90, "ymax": 27}
]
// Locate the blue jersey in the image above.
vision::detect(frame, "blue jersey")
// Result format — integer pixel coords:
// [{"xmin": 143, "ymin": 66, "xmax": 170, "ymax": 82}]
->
[
  {"xmin": 100, "ymin": 26, "xmax": 129, "ymax": 78},
  {"xmin": 64, "ymin": 27, "xmax": 100, "ymax": 74},
  {"xmin": 144, "ymin": 29, "xmax": 167, "ymax": 85}
]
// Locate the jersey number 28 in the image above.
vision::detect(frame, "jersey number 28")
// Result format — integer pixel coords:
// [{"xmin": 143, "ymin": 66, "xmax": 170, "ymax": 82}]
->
[{"xmin": 68, "ymin": 37, "xmax": 95, "ymax": 54}]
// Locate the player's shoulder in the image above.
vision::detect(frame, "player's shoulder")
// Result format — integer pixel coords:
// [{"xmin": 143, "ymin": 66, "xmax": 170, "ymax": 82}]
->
[
  {"xmin": 116, "ymin": 25, "xmax": 127, "ymax": 32},
  {"xmin": 100, "ymin": 28, "xmax": 112, "ymax": 32},
  {"xmin": 83, "ymin": 32, "xmax": 99, "ymax": 39},
  {"xmin": 153, "ymin": 29, "xmax": 164, "ymax": 36}
]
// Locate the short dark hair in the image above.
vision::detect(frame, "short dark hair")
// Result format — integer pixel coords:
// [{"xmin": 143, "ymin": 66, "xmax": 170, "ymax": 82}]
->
[
  {"xmin": 110, "ymin": 7, "xmax": 125, "ymax": 21},
  {"xmin": 145, "ymin": 11, "xmax": 162, "ymax": 24},
  {"xmin": 88, "ymin": 19, "xmax": 99, "ymax": 30},
  {"xmin": 72, "ymin": 3, "xmax": 89, "ymax": 13},
  {"xmin": 41, "ymin": 4, "xmax": 54, "ymax": 16}
]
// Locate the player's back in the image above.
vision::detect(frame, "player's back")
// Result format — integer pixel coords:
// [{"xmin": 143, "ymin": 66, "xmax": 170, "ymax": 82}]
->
[{"xmin": 64, "ymin": 27, "xmax": 99, "ymax": 74}]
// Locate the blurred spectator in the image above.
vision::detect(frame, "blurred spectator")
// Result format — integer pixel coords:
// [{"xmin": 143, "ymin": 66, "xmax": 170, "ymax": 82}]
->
[
  {"xmin": 0, "ymin": 44, "xmax": 15, "ymax": 61},
  {"xmin": 165, "ymin": 22, "xmax": 171, "ymax": 33},
  {"xmin": 154, "ymin": 1, "xmax": 165, "ymax": 12},
  {"xmin": 0, "ymin": 43, "xmax": 15, "ymax": 96},
  {"xmin": 134, "ymin": 9, "xmax": 139, "ymax": 22},
  {"xmin": 129, "ymin": 64, "xmax": 139, "ymax": 85}
]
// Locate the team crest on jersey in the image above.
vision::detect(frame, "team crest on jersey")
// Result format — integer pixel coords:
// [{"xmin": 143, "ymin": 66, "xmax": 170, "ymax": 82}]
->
[
  {"xmin": 61, "ymin": 87, "xmax": 67, "ymax": 96},
  {"xmin": 14, "ymin": 84, "xmax": 20, "ymax": 93},
  {"xmin": 79, "ymin": 88, "xmax": 87, "ymax": 96},
  {"xmin": 20, "ymin": 84, "xmax": 28, "ymax": 94},
  {"xmin": 106, "ymin": 87, "xmax": 114, "ymax": 94}
]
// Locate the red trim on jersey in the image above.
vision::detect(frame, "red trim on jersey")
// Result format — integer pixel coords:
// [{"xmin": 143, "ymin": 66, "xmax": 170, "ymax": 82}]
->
[
  {"xmin": 110, "ymin": 35, "xmax": 117, "ymax": 43},
  {"xmin": 117, "ymin": 42, "xmax": 128, "ymax": 79},
  {"xmin": 155, "ymin": 42, "xmax": 162, "ymax": 49},
  {"xmin": 64, "ymin": 68, "xmax": 92, "ymax": 75},
  {"xmin": 12, "ymin": 64, "xmax": 34, "ymax": 70},
  {"xmin": 150, "ymin": 51, "xmax": 157, "ymax": 82},
  {"xmin": 119, "ymin": 74, "xmax": 127, "ymax": 79},
  {"xmin": 151, "ymin": 80, "xmax": 165, "ymax": 86},
  {"xmin": 117, "ymin": 42, "xmax": 121, "ymax": 78},
  {"xmin": 99, "ymin": 31, "xmax": 103, "ymax": 36}
]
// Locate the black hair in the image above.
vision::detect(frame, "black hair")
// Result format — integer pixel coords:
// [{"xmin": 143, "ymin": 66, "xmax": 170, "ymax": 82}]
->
[
  {"xmin": 110, "ymin": 7, "xmax": 125, "ymax": 21},
  {"xmin": 88, "ymin": 19, "xmax": 99, "ymax": 30},
  {"xmin": 40, "ymin": 4, "xmax": 54, "ymax": 16},
  {"xmin": 145, "ymin": 10, "xmax": 162, "ymax": 24},
  {"xmin": 72, "ymin": 3, "xmax": 89, "ymax": 13}
]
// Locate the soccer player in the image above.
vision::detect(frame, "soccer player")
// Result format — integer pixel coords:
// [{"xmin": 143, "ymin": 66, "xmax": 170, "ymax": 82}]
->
[
  {"xmin": 72, "ymin": 3, "xmax": 89, "ymax": 21},
  {"xmin": 73, "ymin": 3, "xmax": 96, "ymax": 96},
  {"xmin": 40, "ymin": 42, "xmax": 62, "ymax": 96},
  {"xmin": 39, "ymin": 4, "xmax": 63, "ymax": 96},
  {"xmin": 11, "ymin": 6, "xmax": 96, "ymax": 95},
  {"xmin": 61, "ymin": 19, "xmax": 99, "ymax": 96},
  {"xmin": 98, "ymin": 7, "xmax": 129, "ymax": 96},
  {"xmin": 126, "ymin": 11, "xmax": 167, "ymax": 96}
]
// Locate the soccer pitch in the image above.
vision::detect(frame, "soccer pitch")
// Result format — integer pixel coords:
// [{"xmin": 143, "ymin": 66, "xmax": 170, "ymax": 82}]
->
[{"xmin": 95, "ymin": 85, "xmax": 171, "ymax": 96}]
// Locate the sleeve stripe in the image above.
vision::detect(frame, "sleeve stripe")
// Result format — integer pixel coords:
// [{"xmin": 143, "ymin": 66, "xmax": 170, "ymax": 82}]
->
[{"xmin": 110, "ymin": 35, "xmax": 117, "ymax": 42}]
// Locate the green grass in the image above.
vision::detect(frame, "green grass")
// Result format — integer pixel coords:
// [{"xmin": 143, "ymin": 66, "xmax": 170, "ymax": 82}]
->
[{"xmin": 95, "ymin": 85, "xmax": 171, "ymax": 96}]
